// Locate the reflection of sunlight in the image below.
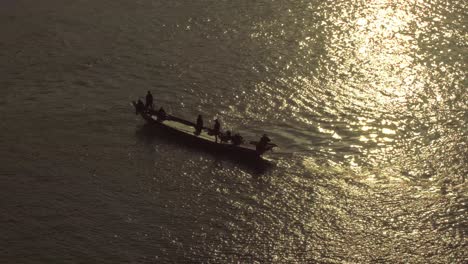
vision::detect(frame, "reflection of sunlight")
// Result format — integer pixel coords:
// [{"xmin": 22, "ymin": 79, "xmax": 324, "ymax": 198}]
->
[
  {"xmin": 382, "ymin": 128, "xmax": 396, "ymax": 135},
  {"xmin": 247, "ymin": 0, "xmax": 450, "ymax": 168},
  {"xmin": 352, "ymin": 3, "xmax": 419, "ymax": 106},
  {"xmin": 359, "ymin": 136, "xmax": 369, "ymax": 142},
  {"xmin": 329, "ymin": 1, "xmax": 432, "ymax": 164},
  {"xmin": 332, "ymin": 132, "xmax": 342, "ymax": 140}
]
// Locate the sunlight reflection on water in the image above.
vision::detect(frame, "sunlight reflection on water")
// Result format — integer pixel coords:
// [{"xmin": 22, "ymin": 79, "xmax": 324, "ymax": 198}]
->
[{"xmin": 238, "ymin": 0, "xmax": 466, "ymax": 172}]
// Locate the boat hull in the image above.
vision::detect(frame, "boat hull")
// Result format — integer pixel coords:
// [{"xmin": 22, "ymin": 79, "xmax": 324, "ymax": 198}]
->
[{"xmin": 132, "ymin": 103, "xmax": 265, "ymax": 162}]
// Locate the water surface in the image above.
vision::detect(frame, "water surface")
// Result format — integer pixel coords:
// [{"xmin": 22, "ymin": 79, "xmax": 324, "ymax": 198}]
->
[{"xmin": 0, "ymin": 0, "xmax": 466, "ymax": 263}]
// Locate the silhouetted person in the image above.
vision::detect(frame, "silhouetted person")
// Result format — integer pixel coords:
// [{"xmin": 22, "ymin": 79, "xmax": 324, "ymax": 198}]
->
[
  {"xmin": 135, "ymin": 99, "xmax": 145, "ymax": 114},
  {"xmin": 157, "ymin": 107, "xmax": 166, "ymax": 121},
  {"xmin": 195, "ymin": 114, "xmax": 203, "ymax": 135},
  {"xmin": 232, "ymin": 133, "xmax": 243, "ymax": 146},
  {"xmin": 219, "ymin": 130, "xmax": 232, "ymax": 143},
  {"xmin": 145, "ymin": 91, "xmax": 154, "ymax": 110},
  {"xmin": 213, "ymin": 118, "xmax": 221, "ymax": 142},
  {"xmin": 256, "ymin": 134, "xmax": 271, "ymax": 153}
]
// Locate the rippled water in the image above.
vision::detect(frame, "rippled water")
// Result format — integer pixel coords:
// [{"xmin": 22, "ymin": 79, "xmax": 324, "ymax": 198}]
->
[{"xmin": 1, "ymin": 0, "xmax": 466, "ymax": 263}]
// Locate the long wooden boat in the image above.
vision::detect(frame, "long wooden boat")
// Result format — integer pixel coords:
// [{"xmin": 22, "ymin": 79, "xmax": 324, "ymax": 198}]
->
[{"xmin": 132, "ymin": 102, "xmax": 276, "ymax": 162}]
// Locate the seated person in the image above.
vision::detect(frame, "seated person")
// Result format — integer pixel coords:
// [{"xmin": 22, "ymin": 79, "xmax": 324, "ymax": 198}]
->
[
  {"xmin": 256, "ymin": 134, "xmax": 271, "ymax": 153},
  {"xmin": 219, "ymin": 130, "xmax": 232, "ymax": 143},
  {"xmin": 135, "ymin": 99, "xmax": 145, "ymax": 114},
  {"xmin": 156, "ymin": 107, "xmax": 167, "ymax": 121},
  {"xmin": 231, "ymin": 133, "xmax": 243, "ymax": 146}
]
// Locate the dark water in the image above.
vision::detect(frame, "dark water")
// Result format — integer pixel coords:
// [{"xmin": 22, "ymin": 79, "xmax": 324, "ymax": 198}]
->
[{"xmin": 1, "ymin": 0, "xmax": 466, "ymax": 263}]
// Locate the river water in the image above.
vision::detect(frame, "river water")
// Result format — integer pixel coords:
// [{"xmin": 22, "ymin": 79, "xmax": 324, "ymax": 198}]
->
[{"xmin": 1, "ymin": 0, "xmax": 466, "ymax": 263}]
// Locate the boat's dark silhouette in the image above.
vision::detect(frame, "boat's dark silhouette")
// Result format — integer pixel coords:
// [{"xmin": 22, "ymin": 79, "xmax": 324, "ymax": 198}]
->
[{"xmin": 131, "ymin": 101, "xmax": 276, "ymax": 166}]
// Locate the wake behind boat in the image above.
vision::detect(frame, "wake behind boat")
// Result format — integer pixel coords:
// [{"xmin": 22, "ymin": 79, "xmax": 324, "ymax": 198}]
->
[{"xmin": 131, "ymin": 100, "xmax": 277, "ymax": 163}]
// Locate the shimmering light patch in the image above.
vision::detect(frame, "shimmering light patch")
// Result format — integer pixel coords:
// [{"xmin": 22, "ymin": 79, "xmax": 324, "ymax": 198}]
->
[
  {"xmin": 351, "ymin": 3, "xmax": 421, "ymax": 106},
  {"xmin": 306, "ymin": 0, "xmax": 442, "ymax": 165},
  {"xmin": 317, "ymin": 125, "xmax": 335, "ymax": 135},
  {"xmin": 245, "ymin": 1, "xmax": 418, "ymax": 165},
  {"xmin": 382, "ymin": 128, "xmax": 396, "ymax": 135},
  {"xmin": 332, "ymin": 132, "xmax": 342, "ymax": 139}
]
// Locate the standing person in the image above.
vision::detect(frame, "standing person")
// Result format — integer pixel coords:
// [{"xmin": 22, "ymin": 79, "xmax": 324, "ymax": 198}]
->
[
  {"xmin": 213, "ymin": 118, "xmax": 221, "ymax": 142},
  {"xmin": 195, "ymin": 114, "xmax": 203, "ymax": 135},
  {"xmin": 145, "ymin": 91, "xmax": 154, "ymax": 110}
]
